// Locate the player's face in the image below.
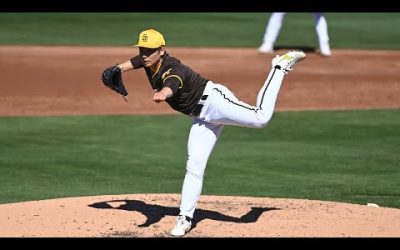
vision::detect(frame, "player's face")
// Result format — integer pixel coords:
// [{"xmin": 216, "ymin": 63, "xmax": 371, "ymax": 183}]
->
[{"xmin": 140, "ymin": 47, "xmax": 164, "ymax": 68}]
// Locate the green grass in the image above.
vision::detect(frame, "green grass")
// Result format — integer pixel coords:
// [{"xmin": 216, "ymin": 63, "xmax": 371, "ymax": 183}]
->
[
  {"xmin": 1, "ymin": 110, "xmax": 399, "ymax": 208},
  {"xmin": 0, "ymin": 13, "xmax": 399, "ymax": 49}
]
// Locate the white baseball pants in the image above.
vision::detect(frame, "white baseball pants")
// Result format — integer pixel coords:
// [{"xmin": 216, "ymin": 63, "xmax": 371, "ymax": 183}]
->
[
  {"xmin": 262, "ymin": 12, "xmax": 330, "ymax": 46},
  {"xmin": 179, "ymin": 67, "xmax": 286, "ymax": 218}
]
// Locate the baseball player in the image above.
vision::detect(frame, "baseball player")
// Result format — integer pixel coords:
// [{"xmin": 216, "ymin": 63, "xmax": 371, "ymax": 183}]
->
[
  {"xmin": 258, "ymin": 12, "xmax": 331, "ymax": 57},
  {"xmin": 102, "ymin": 29, "xmax": 306, "ymax": 236}
]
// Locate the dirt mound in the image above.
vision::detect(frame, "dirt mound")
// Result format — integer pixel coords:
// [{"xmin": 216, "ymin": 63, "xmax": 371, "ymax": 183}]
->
[{"xmin": 1, "ymin": 194, "xmax": 399, "ymax": 237}]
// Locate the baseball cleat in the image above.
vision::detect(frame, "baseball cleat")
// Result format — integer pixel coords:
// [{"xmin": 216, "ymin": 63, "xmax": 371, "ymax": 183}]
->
[
  {"xmin": 258, "ymin": 43, "xmax": 274, "ymax": 54},
  {"xmin": 170, "ymin": 215, "xmax": 192, "ymax": 236},
  {"xmin": 272, "ymin": 50, "xmax": 306, "ymax": 74},
  {"xmin": 319, "ymin": 42, "xmax": 332, "ymax": 57}
]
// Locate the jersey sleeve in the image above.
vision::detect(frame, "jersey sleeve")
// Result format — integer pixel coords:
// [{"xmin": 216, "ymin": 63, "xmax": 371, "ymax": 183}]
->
[
  {"xmin": 130, "ymin": 55, "xmax": 144, "ymax": 69},
  {"xmin": 162, "ymin": 67, "xmax": 185, "ymax": 95}
]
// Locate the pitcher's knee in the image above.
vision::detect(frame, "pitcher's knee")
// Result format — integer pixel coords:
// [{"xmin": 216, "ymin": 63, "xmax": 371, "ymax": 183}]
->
[
  {"xmin": 186, "ymin": 166, "xmax": 204, "ymax": 180},
  {"xmin": 186, "ymin": 157, "xmax": 206, "ymax": 180},
  {"xmin": 252, "ymin": 111, "xmax": 273, "ymax": 128}
]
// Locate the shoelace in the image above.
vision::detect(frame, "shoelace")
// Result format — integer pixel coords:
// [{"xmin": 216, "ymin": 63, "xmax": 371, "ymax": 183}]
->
[
  {"xmin": 174, "ymin": 217, "xmax": 188, "ymax": 229},
  {"xmin": 178, "ymin": 216, "xmax": 185, "ymax": 223}
]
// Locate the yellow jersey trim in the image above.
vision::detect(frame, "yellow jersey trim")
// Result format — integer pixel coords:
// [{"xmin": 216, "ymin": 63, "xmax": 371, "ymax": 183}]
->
[
  {"xmin": 161, "ymin": 68, "xmax": 173, "ymax": 80},
  {"xmin": 163, "ymin": 75, "xmax": 183, "ymax": 89},
  {"xmin": 151, "ymin": 61, "xmax": 162, "ymax": 78}
]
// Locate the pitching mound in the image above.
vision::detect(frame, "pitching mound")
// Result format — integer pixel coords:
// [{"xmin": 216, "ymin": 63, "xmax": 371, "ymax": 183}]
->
[{"xmin": 1, "ymin": 194, "xmax": 399, "ymax": 237}]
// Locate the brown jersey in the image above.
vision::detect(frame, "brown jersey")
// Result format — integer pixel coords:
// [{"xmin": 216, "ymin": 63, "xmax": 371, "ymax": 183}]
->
[{"xmin": 130, "ymin": 52, "xmax": 208, "ymax": 115}]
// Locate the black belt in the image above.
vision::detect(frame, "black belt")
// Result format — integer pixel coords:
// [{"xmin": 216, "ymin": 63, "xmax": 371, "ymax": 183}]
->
[{"xmin": 190, "ymin": 95, "xmax": 208, "ymax": 117}]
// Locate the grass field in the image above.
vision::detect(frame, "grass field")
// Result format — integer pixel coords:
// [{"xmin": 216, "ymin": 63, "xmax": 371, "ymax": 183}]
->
[
  {"xmin": 0, "ymin": 13, "xmax": 399, "ymax": 49},
  {"xmin": 1, "ymin": 110, "xmax": 399, "ymax": 208}
]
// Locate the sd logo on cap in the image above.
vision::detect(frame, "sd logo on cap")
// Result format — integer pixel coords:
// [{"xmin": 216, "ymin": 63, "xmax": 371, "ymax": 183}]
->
[{"xmin": 133, "ymin": 29, "xmax": 166, "ymax": 49}]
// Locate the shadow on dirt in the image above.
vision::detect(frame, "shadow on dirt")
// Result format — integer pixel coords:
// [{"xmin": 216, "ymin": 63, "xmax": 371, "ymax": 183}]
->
[
  {"xmin": 88, "ymin": 199, "xmax": 279, "ymax": 229},
  {"xmin": 274, "ymin": 45, "xmax": 317, "ymax": 53}
]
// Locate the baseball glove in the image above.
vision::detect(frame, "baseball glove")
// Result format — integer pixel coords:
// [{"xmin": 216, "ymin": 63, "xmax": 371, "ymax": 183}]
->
[{"xmin": 101, "ymin": 65, "xmax": 128, "ymax": 99}]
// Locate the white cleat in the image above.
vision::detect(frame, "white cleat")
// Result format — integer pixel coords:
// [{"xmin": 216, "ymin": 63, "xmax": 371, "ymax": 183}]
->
[
  {"xmin": 170, "ymin": 215, "xmax": 192, "ymax": 236},
  {"xmin": 319, "ymin": 42, "xmax": 332, "ymax": 57},
  {"xmin": 258, "ymin": 43, "xmax": 274, "ymax": 54},
  {"xmin": 272, "ymin": 50, "xmax": 306, "ymax": 74}
]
